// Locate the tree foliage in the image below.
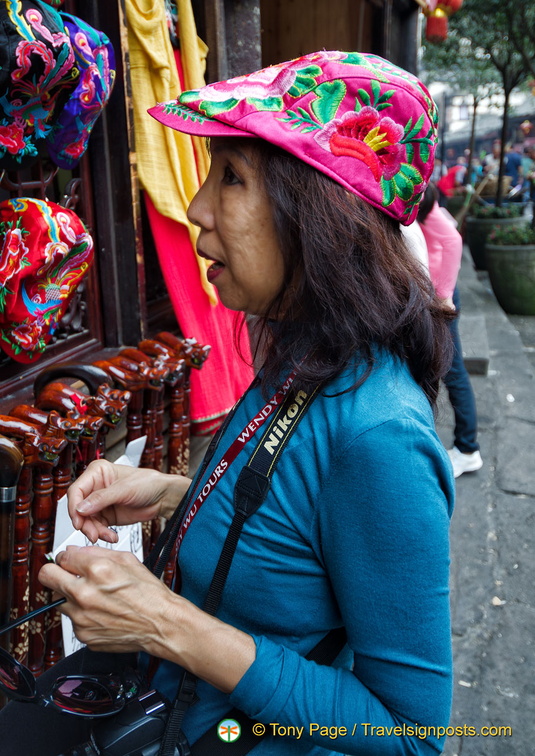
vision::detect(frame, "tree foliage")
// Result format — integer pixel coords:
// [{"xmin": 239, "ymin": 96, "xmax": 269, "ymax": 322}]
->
[{"xmin": 422, "ymin": 0, "xmax": 534, "ymax": 204}]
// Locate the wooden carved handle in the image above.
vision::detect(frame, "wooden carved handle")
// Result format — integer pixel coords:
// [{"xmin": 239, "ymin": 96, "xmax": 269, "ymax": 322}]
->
[{"xmin": 33, "ymin": 364, "xmax": 111, "ymax": 399}]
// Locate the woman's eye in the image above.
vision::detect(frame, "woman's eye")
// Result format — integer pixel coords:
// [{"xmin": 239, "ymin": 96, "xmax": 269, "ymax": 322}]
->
[{"xmin": 223, "ymin": 166, "xmax": 240, "ymax": 185}]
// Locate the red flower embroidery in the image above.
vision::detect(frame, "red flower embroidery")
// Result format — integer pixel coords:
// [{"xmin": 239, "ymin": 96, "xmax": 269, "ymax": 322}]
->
[
  {"xmin": 315, "ymin": 107, "xmax": 405, "ymax": 181},
  {"xmin": 0, "ymin": 227, "xmax": 29, "ymax": 287},
  {"xmin": 10, "ymin": 322, "xmax": 43, "ymax": 350},
  {"xmin": 0, "ymin": 123, "xmax": 27, "ymax": 155}
]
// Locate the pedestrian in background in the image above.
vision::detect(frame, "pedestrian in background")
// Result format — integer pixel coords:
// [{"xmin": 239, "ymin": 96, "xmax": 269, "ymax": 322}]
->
[{"xmin": 418, "ymin": 183, "xmax": 483, "ymax": 478}]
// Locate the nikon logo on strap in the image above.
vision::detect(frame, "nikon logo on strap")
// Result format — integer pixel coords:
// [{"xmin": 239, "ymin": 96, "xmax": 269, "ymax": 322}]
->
[{"xmin": 262, "ymin": 389, "xmax": 308, "ymax": 456}]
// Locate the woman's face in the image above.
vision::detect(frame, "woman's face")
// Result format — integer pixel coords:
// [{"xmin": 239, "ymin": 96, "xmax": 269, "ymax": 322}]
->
[{"xmin": 187, "ymin": 139, "xmax": 285, "ymax": 316}]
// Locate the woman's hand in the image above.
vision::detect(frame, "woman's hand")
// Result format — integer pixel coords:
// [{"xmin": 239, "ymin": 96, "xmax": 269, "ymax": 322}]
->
[
  {"xmin": 40, "ymin": 546, "xmax": 173, "ymax": 654},
  {"xmin": 39, "ymin": 546, "xmax": 256, "ymax": 693},
  {"xmin": 68, "ymin": 459, "xmax": 191, "ymax": 543}
]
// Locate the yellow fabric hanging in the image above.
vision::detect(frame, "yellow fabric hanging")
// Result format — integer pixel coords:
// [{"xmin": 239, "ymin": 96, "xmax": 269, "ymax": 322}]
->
[
  {"xmin": 177, "ymin": 0, "xmax": 210, "ymax": 181},
  {"xmin": 125, "ymin": 0, "xmax": 216, "ymax": 303}
]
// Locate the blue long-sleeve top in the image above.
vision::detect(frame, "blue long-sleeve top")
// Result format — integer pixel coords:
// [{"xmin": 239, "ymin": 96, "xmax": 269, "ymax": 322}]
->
[{"xmin": 152, "ymin": 351, "xmax": 455, "ymax": 755}]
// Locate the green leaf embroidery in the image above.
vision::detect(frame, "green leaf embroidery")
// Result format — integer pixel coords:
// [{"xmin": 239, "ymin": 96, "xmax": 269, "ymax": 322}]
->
[
  {"xmin": 200, "ymin": 98, "xmax": 240, "ymax": 118},
  {"xmin": 0, "ymin": 288, "xmax": 9, "ymax": 312},
  {"xmin": 246, "ymin": 96, "xmax": 284, "ymax": 111},
  {"xmin": 180, "ymin": 89, "xmax": 202, "ymax": 104},
  {"xmin": 381, "ymin": 178, "xmax": 396, "ymax": 206},
  {"xmin": 357, "ymin": 88, "xmax": 371, "ymax": 107},
  {"xmin": 288, "ymin": 65, "xmax": 323, "ymax": 97},
  {"xmin": 399, "ymin": 163, "xmax": 423, "ymax": 184},
  {"xmin": 393, "ymin": 172, "xmax": 414, "ymax": 202},
  {"xmin": 341, "ymin": 53, "xmax": 389, "ymax": 82},
  {"xmin": 377, "ymin": 89, "xmax": 396, "ymax": 105},
  {"xmin": 341, "ymin": 52, "xmax": 367, "ymax": 67},
  {"xmin": 420, "ymin": 142, "xmax": 430, "ymax": 164},
  {"xmin": 310, "ymin": 81, "xmax": 347, "ymax": 124},
  {"xmin": 370, "ymin": 79, "xmax": 381, "ymax": 106},
  {"xmin": 376, "ymin": 102, "xmax": 393, "ymax": 111},
  {"xmin": 277, "ymin": 109, "xmax": 322, "ymax": 132},
  {"xmin": 163, "ymin": 101, "xmax": 209, "ymax": 123},
  {"xmin": 405, "ymin": 143, "xmax": 415, "ymax": 165},
  {"xmin": 403, "ymin": 114, "xmax": 425, "ymax": 142}
]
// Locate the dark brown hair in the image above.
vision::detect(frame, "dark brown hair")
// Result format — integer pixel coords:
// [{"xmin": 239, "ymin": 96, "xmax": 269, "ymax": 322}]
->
[
  {"xmin": 243, "ymin": 139, "xmax": 452, "ymax": 406},
  {"xmin": 417, "ymin": 182, "xmax": 439, "ymax": 225}
]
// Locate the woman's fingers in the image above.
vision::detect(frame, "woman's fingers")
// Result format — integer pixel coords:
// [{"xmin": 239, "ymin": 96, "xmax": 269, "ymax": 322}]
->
[{"xmin": 67, "ymin": 459, "xmax": 119, "ymax": 527}]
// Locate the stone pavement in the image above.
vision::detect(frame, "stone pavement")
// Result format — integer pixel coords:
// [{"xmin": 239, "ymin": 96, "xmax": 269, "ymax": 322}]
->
[{"xmin": 435, "ymin": 248, "xmax": 535, "ymax": 756}]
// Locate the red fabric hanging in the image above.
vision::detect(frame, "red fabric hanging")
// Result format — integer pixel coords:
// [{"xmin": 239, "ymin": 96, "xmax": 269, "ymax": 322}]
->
[{"xmin": 144, "ymin": 193, "xmax": 254, "ymax": 435}]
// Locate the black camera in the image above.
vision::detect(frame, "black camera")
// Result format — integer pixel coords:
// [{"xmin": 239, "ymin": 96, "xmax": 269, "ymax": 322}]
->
[{"xmin": 61, "ymin": 689, "xmax": 190, "ymax": 756}]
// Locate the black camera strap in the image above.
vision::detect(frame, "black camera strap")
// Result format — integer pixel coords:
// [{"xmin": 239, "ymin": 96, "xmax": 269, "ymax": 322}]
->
[{"xmin": 158, "ymin": 383, "xmax": 344, "ymax": 756}]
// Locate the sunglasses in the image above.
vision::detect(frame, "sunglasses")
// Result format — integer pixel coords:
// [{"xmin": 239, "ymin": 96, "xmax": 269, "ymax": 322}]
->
[{"xmin": 0, "ymin": 598, "xmax": 142, "ymax": 717}]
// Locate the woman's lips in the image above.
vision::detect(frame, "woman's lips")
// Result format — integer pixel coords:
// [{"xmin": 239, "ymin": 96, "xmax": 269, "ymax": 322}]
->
[{"xmin": 206, "ymin": 260, "xmax": 225, "ymax": 283}]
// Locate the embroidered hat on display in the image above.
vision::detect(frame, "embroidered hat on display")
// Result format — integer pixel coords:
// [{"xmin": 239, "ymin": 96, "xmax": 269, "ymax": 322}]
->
[
  {"xmin": 148, "ymin": 51, "xmax": 439, "ymax": 225},
  {"xmin": 0, "ymin": 0, "xmax": 79, "ymax": 169},
  {"xmin": 0, "ymin": 198, "xmax": 94, "ymax": 363},
  {"xmin": 46, "ymin": 13, "xmax": 116, "ymax": 169}
]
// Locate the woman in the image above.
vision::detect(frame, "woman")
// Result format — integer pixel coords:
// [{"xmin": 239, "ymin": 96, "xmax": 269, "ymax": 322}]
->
[
  {"xmin": 418, "ymin": 184, "xmax": 483, "ymax": 477},
  {"xmin": 6, "ymin": 52, "xmax": 454, "ymax": 756}
]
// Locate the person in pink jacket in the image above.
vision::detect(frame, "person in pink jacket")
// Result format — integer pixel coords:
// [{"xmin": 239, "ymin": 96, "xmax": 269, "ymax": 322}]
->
[{"xmin": 418, "ymin": 184, "xmax": 483, "ymax": 478}]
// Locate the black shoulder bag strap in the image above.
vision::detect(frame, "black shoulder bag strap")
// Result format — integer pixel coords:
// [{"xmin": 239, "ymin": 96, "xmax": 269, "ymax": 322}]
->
[{"xmin": 158, "ymin": 383, "xmax": 346, "ymax": 756}]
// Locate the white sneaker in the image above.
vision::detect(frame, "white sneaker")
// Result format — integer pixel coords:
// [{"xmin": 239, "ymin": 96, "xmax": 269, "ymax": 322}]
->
[{"xmin": 447, "ymin": 446, "xmax": 483, "ymax": 478}]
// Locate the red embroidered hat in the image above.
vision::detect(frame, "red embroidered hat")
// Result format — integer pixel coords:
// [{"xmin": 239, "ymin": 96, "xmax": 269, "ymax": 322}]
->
[
  {"xmin": 0, "ymin": 0, "xmax": 79, "ymax": 169},
  {"xmin": 149, "ymin": 51, "xmax": 439, "ymax": 225},
  {"xmin": 0, "ymin": 198, "xmax": 94, "ymax": 363}
]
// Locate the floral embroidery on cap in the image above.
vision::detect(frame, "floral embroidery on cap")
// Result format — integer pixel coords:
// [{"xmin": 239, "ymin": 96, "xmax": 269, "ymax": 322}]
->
[
  {"xmin": 315, "ymin": 108, "xmax": 405, "ymax": 181},
  {"xmin": 279, "ymin": 77, "xmax": 433, "ymax": 215},
  {"xmin": 178, "ymin": 51, "xmax": 345, "ymax": 118},
  {"xmin": 149, "ymin": 50, "xmax": 438, "ymax": 224}
]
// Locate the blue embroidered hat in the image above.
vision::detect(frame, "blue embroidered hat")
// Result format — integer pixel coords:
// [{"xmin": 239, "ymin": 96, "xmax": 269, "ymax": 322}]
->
[
  {"xmin": 46, "ymin": 13, "xmax": 116, "ymax": 169},
  {"xmin": 0, "ymin": 0, "xmax": 78, "ymax": 169}
]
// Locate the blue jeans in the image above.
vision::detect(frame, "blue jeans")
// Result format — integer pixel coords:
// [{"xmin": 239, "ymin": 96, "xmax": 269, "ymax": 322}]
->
[{"xmin": 443, "ymin": 287, "xmax": 480, "ymax": 453}]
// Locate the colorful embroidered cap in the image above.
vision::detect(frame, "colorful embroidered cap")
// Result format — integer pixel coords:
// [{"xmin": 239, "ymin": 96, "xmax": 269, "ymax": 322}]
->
[
  {"xmin": 46, "ymin": 13, "xmax": 116, "ymax": 169},
  {"xmin": 149, "ymin": 51, "xmax": 439, "ymax": 225},
  {"xmin": 0, "ymin": 0, "xmax": 79, "ymax": 169},
  {"xmin": 0, "ymin": 198, "xmax": 94, "ymax": 363}
]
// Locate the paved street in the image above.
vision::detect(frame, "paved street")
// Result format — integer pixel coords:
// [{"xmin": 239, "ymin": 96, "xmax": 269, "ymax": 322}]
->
[{"xmin": 435, "ymin": 250, "xmax": 535, "ymax": 756}]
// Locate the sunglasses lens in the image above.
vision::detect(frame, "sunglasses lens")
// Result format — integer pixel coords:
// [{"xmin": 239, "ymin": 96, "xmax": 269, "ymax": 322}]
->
[
  {"xmin": 51, "ymin": 677, "xmax": 122, "ymax": 717},
  {"xmin": 0, "ymin": 648, "xmax": 35, "ymax": 700}
]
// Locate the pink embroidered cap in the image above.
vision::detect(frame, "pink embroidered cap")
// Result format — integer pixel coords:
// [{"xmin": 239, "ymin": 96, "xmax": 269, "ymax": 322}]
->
[{"xmin": 148, "ymin": 51, "xmax": 439, "ymax": 225}]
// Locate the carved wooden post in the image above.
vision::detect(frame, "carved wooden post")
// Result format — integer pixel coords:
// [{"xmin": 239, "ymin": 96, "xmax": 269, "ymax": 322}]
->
[
  {"xmin": 138, "ymin": 340, "xmax": 187, "ymax": 476},
  {"xmin": 33, "ymin": 365, "xmax": 123, "ymax": 464},
  {"xmin": 155, "ymin": 334, "xmax": 211, "ymax": 475},
  {"xmin": 0, "ymin": 417, "xmax": 66, "ymax": 674},
  {"xmin": 9, "ymin": 407, "xmax": 84, "ymax": 505},
  {"xmin": 93, "ymin": 361, "xmax": 147, "ymax": 445},
  {"xmin": 0, "ymin": 435, "xmax": 24, "ymax": 654},
  {"xmin": 36, "ymin": 386, "xmax": 101, "ymax": 478},
  {"xmin": 8, "ymin": 407, "xmax": 84, "ymax": 670},
  {"xmin": 120, "ymin": 347, "xmax": 174, "ymax": 472},
  {"xmin": 106, "ymin": 355, "xmax": 168, "ymax": 469}
]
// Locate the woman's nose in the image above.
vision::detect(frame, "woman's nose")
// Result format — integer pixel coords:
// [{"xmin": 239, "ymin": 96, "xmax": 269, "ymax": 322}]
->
[{"xmin": 187, "ymin": 182, "xmax": 212, "ymax": 230}]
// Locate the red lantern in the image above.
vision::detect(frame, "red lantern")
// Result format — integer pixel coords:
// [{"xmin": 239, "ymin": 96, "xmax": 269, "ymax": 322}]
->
[
  {"xmin": 423, "ymin": 0, "xmax": 463, "ymax": 42},
  {"xmin": 426, "ymin": 8, "xmax": 448, "ymax": 42}
]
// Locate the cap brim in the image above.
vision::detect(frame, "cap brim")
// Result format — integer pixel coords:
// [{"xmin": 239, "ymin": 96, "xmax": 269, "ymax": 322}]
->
[{"xmin": 148, "ymin": 102, "xmax": 254, "ymax": 139}]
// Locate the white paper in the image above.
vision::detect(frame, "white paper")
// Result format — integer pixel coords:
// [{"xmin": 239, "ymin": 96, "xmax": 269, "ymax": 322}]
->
[{"xmin": 52, "ymin": 437, "xmax": 147, "ymax": 656}]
